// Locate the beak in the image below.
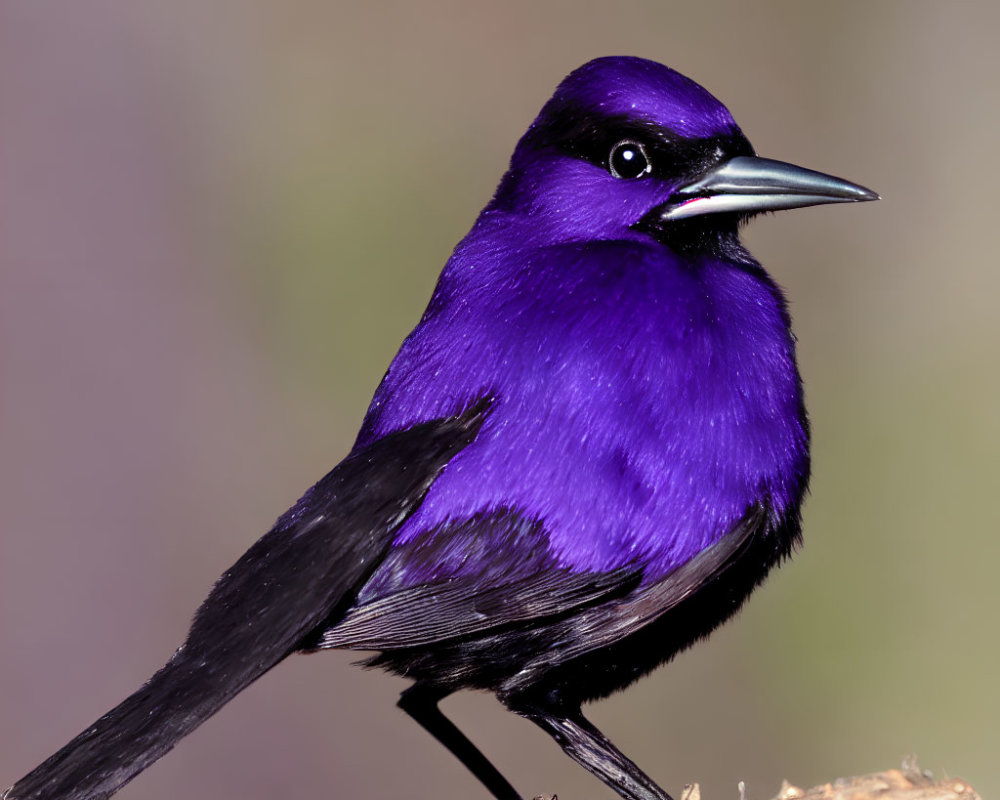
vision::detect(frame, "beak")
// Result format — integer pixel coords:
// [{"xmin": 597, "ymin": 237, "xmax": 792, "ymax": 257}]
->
[{"xmin": 661, "ymin": 156, "xmax": 879, "ymax": 221}]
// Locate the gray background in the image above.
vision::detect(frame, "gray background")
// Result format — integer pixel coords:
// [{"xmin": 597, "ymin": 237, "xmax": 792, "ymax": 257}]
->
[{"xmin": 2, "ymin": 3, "xmax": 997, "ymax": 799}]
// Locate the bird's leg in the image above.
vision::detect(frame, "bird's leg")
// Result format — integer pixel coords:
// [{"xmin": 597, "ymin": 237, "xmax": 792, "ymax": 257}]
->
[
  {"xmin": 510, "ymin": 697, "xmax": 673, "ymax": 800},
  {"xmin": 398, "ymin": 685, "xmax": 522, "ymax": 800}
]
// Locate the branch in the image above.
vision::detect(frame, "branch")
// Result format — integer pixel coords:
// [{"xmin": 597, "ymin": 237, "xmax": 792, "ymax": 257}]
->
[
  {"xmin": 532, "ymin": 757, "xmax": 982, "ymax": 800},
  {"xmin": 686, "ymin": 757, "xmax": 979, "ymax": 800}
]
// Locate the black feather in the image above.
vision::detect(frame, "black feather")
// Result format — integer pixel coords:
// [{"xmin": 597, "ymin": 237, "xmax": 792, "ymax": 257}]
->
[{"xmin": 4, "ymin": 400, "xmax": 490, "ymax": 800}]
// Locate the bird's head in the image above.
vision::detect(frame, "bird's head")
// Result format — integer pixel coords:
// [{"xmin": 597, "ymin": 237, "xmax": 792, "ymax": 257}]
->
[{"xmin": 489, "ymin": 56, "xmax": 877, "ymax": 248}]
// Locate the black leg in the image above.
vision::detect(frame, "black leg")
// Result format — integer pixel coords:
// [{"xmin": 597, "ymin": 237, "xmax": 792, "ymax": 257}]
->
[
  {"xmin": 398, "ymin": 685, "xmax": 522, "ymax": 800},
  {"xmin": 511, "ymin": 698, "xmax": 673, "ymax": 800}
]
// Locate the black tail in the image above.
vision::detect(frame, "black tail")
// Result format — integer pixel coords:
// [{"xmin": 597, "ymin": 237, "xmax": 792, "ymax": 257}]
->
[
  {"xmin": 4, "ymin": 649, "xmax": 278, "ymax": 800},
  {"xmin": 5, "ymin": 402, "xmax": 490, "ymax": 800}
]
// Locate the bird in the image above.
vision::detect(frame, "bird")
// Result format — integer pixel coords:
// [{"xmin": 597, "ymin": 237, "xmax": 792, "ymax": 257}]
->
[{"xmin": 5, "ymin": 55, "xmax": 878, "ymax": 800}]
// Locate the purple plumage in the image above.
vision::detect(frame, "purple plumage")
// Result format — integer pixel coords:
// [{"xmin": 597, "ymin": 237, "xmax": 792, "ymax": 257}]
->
[
  {"xmin": 360, "ymin": 239, "xmax": 807, "ymax": 579},
  {"xmin": 357, "ymin": 57, "xmax": 808, "ymax": 581}
]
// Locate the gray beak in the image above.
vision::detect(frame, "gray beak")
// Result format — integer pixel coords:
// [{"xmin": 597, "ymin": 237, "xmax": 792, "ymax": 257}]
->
[{"xmin": 661, "ymin": 155, "xmax": 880, "ymax": 221}]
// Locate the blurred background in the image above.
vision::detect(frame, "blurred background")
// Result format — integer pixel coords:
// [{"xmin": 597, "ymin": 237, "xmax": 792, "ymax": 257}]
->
[{"xmin": 2, "ymin": 2, "xmax": 997, "ymax": 799}]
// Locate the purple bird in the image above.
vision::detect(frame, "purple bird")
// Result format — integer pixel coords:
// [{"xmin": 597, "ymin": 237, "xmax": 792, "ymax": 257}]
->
[{"xmin": 6, "ymin": 56, "xmax": 877, "ymax": 800}]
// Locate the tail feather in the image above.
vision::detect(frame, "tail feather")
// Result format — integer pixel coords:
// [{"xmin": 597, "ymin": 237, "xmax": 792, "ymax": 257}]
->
[
  {"xmin": 5, "ymin": 402, "xmax": 490, "ymax": 800},
  {"xmin": 5, "ymin": 653, "xmax": 267, "ymax": 800}
]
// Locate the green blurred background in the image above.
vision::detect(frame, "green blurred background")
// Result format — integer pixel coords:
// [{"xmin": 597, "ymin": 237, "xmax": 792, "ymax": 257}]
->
[{"xmin": 2, "ymin": 2, "xmax": 997, "ymax": 799}]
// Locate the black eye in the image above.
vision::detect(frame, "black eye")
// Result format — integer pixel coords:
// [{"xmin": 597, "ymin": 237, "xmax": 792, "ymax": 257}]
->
[{"xmin": 608, "ymin": 140, "xmax": 651, "ymax": 179}]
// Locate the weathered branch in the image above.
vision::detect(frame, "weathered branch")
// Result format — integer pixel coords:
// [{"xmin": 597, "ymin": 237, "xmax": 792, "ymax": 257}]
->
[
  {"xmin": 531, "ymin": 757, "xmax": 982, "ymax": 800},
  {"xmin": 687, "ymin": 758, "xmax": 979, "ymax": 800}
]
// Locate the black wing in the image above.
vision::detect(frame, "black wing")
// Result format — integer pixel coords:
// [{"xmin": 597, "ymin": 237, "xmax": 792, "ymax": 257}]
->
[
  {"xmin": 316, "ymin": 508, "xmax": 763, "ymax": 655},
  {"xmin": 317, "ymin": 510, "xmax": 642, "ymax": 651},
  {"xmin": 5, "ymin": 400, "xmax": 490, "ymax": 800},
  {"xmin": 316, "ymin": 504, "xmax": 769, "ymax": 702},
  {"xmin": 182, "ymin": 398, "xmax": 491, "ymax": 669}
]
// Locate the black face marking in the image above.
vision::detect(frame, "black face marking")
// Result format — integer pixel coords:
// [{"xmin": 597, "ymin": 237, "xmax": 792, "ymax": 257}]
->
[{"xmin": 522, "ymin": 97, "xmax": 755, "ymax": 184}]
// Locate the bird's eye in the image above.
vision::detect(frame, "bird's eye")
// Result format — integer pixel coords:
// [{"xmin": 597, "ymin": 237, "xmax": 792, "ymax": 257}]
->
[{"xmin": 608, "ymin": 140, "xmax": 651, "ymax": 179}]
